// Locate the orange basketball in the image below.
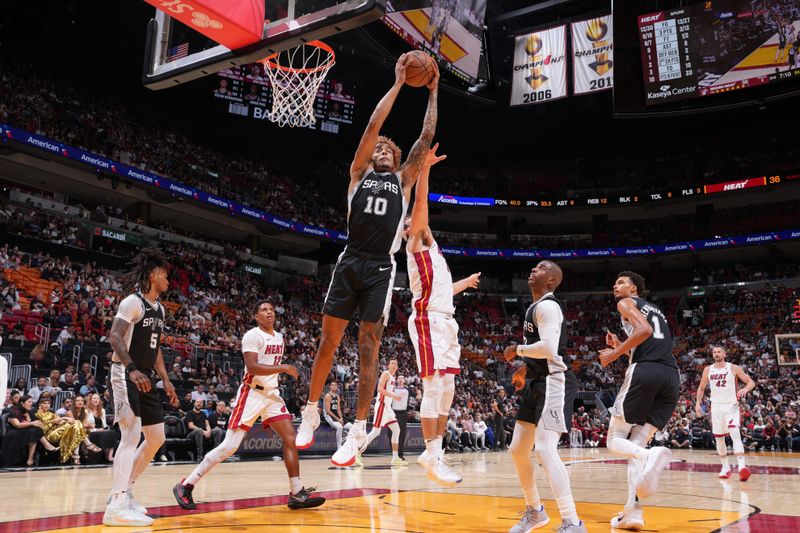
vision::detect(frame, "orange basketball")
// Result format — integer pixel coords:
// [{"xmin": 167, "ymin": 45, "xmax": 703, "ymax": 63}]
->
[{"xmin": 404, "ymin": 50, "xmax": 435, "ymax": 88}]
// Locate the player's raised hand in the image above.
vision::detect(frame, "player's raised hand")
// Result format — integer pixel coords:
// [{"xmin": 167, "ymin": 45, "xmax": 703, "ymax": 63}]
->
[
  {"xmin": 427, "ymin": 58, "xmax": 440, "ymax": 91},
  {"xmin": 282, "ymin": 364, "xmax": 299, "ymax": 379},
  {"xmin": 511, "ymin": 365, "xmax": 526, "ymax": 391},
  {"xmin": 503, "ymin": 345, "xmax": 518, "ymax": 362},
  {"xmin": 466, "ymin": 272, "xmax": 481, "ymax": 289},
  {"xmin": 394, "ymin": 53, "xmax": 410, "ymax": 86},
  {"xmin": 423, "ymin": 143, "xmax": 447, "ymax": 168}
]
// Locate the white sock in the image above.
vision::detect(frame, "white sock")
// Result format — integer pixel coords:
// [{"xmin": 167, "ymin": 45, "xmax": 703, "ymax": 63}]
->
[
  {"xmin": 737, "ymin": 455, "xmax": 746, "ymax": 469},
  {"xmin": 289, "ymin": 477, "xmax": 303, "ymax": 494},
  {"xmin": 425, "ymin": 438, "xmax": 440, "ymax": 456},
  {"xmin": 306, "ymin": 401, "xmax": 316, "ymax": 411},
  {"xmin": 721, "ymin": 456, "xmax": 730, "ymax": 469},
  {"xmin": 354, "ymin": 419, "xmax": 367, "ymax": 432},
  {"xmin": 392, "ymin": 450, "xmax": 398, "ymax": 459}
]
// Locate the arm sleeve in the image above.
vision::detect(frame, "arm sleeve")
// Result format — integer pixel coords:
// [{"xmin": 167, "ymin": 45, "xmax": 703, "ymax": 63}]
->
[
  {"xmin": 115, "ymin": 295, "xmax": 144, "ymax": 324},
  {"xmin": 515, "ymin": 300, "xmax": 563, "ymax": 361}
]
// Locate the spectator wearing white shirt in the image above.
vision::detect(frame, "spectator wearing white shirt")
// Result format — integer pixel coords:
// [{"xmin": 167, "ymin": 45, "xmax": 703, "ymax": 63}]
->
[
  {"xmin": 392, "ymin": 376, "xmax": 410, "ymax": 461},
  {"xmin": 473, "ymin": 414, "xmax": 489, "ymax": 450}
]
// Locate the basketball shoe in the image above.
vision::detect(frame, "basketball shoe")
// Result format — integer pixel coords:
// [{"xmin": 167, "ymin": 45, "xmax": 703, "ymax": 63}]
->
[
  {"xmin": 296, "ymin": 403, "xmax": 320, "ymax": 449},
  {"xmin": 126, "ymin": 490, "xmax": 147, "ymax": 515},
  {"xmin": 739, "ymin": 466, "xmax": 751, "ymax": 481},
  {"xmin": 636, "ymin": 447, "xmax": 672, "ymax": 499},
  {"xmin": 287, "ymin": 487, "xmax": 326, "ymax": 510},
  {"xmin": 173, "ymin": 479, "xmax": 197, "ymax": 510},
  {"xmin": 719, "ymin": 465, "xmax": 732, "ymax": 479},
  {"xmin": 508, "ymin": 505, "xmax": 549, "ymax": 532},
  {"xmin": 103, "ymin": 494, "xmax": 153, "ymax": 527},
  {"xmin": 610, "ymin": 504, "xmax": 645, "ymax": 531},
  {"xmin": 331, "ymin": 425, "xmax": 366, "ymax": 467},
  {"xmin": 418, "ymin": 449, "xmax": 461, "ymax": 487}
]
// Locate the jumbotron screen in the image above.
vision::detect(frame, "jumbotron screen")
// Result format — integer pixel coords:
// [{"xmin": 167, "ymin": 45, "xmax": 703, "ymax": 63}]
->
[
  {"xmin": 382, "ymin": 0, "xmax": 488, "ymax": 83},
  {"xmin": 638, "ymin": 0, "xmax": 800, "ymax": 105}
]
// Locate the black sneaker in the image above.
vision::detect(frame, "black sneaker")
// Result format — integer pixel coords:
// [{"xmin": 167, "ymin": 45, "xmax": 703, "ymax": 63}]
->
[
  {"xmin": 287, "ymin": 487, "xmax": 326, "ymax": 510},
  {"xmin": 173, "ymin": 479, "xmax": 196, "ymax": 510}
]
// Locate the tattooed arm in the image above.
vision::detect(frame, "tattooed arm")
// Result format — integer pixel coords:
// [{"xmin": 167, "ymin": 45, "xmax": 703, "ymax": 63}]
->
[{"xmin": 400, "ymin": 62, "xmax": 439, "ymax": 195}]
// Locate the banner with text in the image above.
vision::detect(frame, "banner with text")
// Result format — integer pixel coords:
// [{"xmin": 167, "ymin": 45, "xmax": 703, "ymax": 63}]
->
[
  {"xmin": 511, "ymin": 25, "xmax": 567, "ymax": 106},
  {"xmin": 572, "ymin": 16, "xmax": 614, "ymax": 95}
]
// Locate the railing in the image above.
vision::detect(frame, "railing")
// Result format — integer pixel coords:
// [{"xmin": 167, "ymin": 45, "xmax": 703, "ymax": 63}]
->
[
  {"xmin": 34, "ymin": 324, "xmax": 50, "ymax": 345},
  {"xmin": 72, "ymin": 344, "xmax": 81, "ymax": 368},
  {"xmin": 10, "ymin": 365, "xmax": 31, "ymax": 390},
  {"xmin": 53, "ymin": 390, "xmax": 73, "ymax": 412},
  {"xmin": 89, "ymin": 354, "xmax": 98, "ymax": 377}
]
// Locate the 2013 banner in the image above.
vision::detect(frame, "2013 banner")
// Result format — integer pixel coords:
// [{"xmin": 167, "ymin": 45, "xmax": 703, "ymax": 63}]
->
[
  {"xmin": 572, "ymin": 15, "xmax": 613, "ymax": 95},
  {"xmin": 510, "ymin": 25, "xmax": 567, "ymax": 106}
]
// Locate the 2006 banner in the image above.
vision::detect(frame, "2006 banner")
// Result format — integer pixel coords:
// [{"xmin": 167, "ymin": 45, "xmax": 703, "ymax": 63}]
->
[
  {"xmin": 510, "ymin": 25, "xmax": 567, "ymax": 106},
  {"xmin": 572, "ymin": 15, "xmax": 613, "ymax": 95}
]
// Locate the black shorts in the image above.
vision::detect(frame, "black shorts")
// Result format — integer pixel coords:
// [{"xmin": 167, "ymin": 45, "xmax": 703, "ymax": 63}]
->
[
  {"xmin": 109, "ymin": 364, "xmax": 164, "ymax": 427},
  {"xmin": 322, "ymin": 249, "xmax": 395, "ymax": 325},
  {"xmin": 517, "ymin": 369, "xmax": 577, "ymax": 433},
  {"xmin": 610, "ymin": 361, "xmax": 679, "ymax": 429}
]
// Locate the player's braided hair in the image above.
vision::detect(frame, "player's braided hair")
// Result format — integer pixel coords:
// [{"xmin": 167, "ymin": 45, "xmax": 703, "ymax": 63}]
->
[{"xmin": 118, "ymin": 247, "xmax": 168, "ymax": 294}]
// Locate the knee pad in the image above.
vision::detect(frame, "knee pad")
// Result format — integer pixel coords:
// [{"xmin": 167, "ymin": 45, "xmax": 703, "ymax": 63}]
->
[
  {"xmin": 390, "ymin": 423, "xmax": 400, "ymax": 444},
  {"xmin": 421, "ymin": 375, "xmax": 441, "ymax": 419},
  {"xmin": 729, "ymin": 428, "xmax": 744, "ymax": 454},
  {"xmin": 630, "ymin": 424, "xmax": 657, "ymax": 448},
  {"xmin": 438, "ymin": 373, "xmax": 455, "ymax": 417},
  {"xmin": 606, "ymin": 416, "xmax": 633, "ymax": 454}
]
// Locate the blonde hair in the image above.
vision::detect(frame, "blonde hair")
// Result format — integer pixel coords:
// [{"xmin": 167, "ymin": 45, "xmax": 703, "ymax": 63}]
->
[{"xmin": 376, "ymin": 135, "xmax": 402, "ymax": 172}]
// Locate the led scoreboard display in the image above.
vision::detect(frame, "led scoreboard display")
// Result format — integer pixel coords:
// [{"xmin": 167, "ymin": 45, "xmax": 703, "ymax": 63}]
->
[{"xmin": 638, "ymin": 0, "xmax": 800, "ymax": 105}]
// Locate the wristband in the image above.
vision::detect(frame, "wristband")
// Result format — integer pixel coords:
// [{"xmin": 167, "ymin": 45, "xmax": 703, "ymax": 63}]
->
[{"xmin": 126, "ymin": 363, "xmax": 139, "ymax": 374}]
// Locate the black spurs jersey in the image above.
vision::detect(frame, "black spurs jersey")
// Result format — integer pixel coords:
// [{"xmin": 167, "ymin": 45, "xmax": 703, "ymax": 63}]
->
[
  {"xmin": 621, "ymin": 297, "xmax": 676, "ymax": 368},
  {"xmin": 115, "ymin": 293, "xmax": 165, "ymax": 371},
  {"xmin": 329, "ymin": 393, "xmax": 340, "ymax": 417},
  {"xmin": 347, "ymin": 170, "xmax": 407, "ymax": 255},
  {"xmin": 522, "ymin": 294, "xmax": 569, "ymax": 380}
]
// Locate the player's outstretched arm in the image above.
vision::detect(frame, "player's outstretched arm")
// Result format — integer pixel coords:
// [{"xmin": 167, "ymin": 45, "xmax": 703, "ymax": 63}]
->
[
  {"xmin": 349, "ymin": 54, "xmax": 409, "ymax": 185},
  {"xmin": 400, "ymin": 61, "xmax": 439, "ymax": 193},
  {"xmin": 695, "ymin": 366, "xmax": 710, "ymax": 417},
  {"xmin": 597, "ymin": 298, "xmax": 653, "ymax": 367},
  {"xmin": 733, "ymin": 364, "xmax": 756, "ymax": 399},
  {"xmin": 453, "ymin": 272, "xmax": 481, "ymax": 295},
  {"xmin": 408, "ymin": 143, "xmax": 447, "ymax": 246}
]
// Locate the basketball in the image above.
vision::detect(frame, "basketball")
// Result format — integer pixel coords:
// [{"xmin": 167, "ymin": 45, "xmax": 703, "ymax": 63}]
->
[{"xmin": 404, "ymin": 50, "xmax": 435, "ymax": 87}]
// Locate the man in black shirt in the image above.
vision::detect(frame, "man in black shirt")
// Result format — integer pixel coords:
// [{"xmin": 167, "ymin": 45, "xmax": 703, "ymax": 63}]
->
[
  {"xmin": 598, "ymin": 271, "xmax": 679, "ymax": 530},
  {"xmin": 185, "ymin": 399, "xmax": 215, "ymax": 461},
  {"xmin": 208, "ymin": 401, "xmax": 230, "ymax": 434}
]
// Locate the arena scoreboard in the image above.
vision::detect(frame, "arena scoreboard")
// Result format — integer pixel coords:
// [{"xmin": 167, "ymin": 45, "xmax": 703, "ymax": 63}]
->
[{"xmin": 638, "ymin": 1, "xmax": 800, "ymax": 105}]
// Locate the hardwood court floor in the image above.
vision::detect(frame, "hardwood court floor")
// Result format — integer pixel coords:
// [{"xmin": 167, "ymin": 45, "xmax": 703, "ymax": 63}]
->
[{"xmin": 2, "ymin": 448, "xmax": 799, "ymax": 532}]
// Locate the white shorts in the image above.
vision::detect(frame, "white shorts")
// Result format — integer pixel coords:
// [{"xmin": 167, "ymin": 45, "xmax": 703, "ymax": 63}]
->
[
  {"xmin": 408, "ymin": 311, "xmax": 460, "ymax": 378},
  {"xmin": 372, "ymin": 398, "xmax": 397, "ymax": 429},
  {"xmin": 711, "ymin": 402, "xmax": 740, "ymax": 436},
  {"xmin": 229, "ymin": 383, "xmax": 291, "ymax": 431}
]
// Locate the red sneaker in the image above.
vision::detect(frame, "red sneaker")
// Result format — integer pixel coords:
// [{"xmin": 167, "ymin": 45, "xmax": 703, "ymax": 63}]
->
[{"xmin": 739, "ymin": 466, "xmax": 751, "ymax": 482}]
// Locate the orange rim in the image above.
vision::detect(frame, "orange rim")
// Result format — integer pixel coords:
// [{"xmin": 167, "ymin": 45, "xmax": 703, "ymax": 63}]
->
[{"xmin": 258, "ymin": 40, "xmax": 335, "ymax": 74}]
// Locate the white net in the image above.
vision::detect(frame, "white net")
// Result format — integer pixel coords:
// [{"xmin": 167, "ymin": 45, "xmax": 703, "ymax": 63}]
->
[{"xmin": 259, "ymin": 41, "xmax": 335, "ymax": 128}]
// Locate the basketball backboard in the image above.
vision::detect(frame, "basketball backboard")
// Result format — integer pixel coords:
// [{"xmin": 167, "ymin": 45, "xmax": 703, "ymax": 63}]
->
[{"xmin": 144, "ymin": 0, "xmax": 386, "ymax": 90}]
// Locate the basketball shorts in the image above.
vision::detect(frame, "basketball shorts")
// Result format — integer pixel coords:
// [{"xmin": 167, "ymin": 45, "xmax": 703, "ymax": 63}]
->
[
  {"xmin": 517, "ymin": 369, "xmax": 577, "ymax": 434},
  {"xmin": 711, "ymin": 402, "xmax": 740, "ymax": 437},
  {"xmin": 323, "ymin": 248, "xmax": 395, "ymax": 326},
  {"xmin": 372, "ymin": 398, "xmax": 397, "ymax": 429},
  {"xmin": 228, "ymin": 383, "xmax": 291, "ymax": 431},
  {"xmin": 609, "ymin": 362, "xmax": 680, "ymax": 429},
  {"xmin": 109, "ymin": 363, "xmax": 164, "ymax": 427},
  {"xmin": 408, "ymin": 311, "xmax": 460, "ymax": 378}
]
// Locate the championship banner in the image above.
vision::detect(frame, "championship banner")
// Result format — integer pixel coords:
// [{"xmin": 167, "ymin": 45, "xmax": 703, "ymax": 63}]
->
[
  {"xmin": 572, "ymin": 16, "xmax": 613, "ymax": 95},
  {"xmin": 510, "ymin": 25, "xmax": 567, "ymax": 106}
]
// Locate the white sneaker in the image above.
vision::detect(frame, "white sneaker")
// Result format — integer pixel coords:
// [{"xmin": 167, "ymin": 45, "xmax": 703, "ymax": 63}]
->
[
  {"xmin": 610, "ymin": 505, "xmax": 644, "ymax": 531},
  {"xmin": 295, "ymin": 403, "xmax": 320, "ymax": 449},
  {"xmin": 331, "ymin": 426, "xmax": 366, "ymax": 467},
  {"xmin": 636, "ymin": 447, "xmax": 672, "ymax": 499},
  {"xmin": 103, "ymin": 495, "xmax": 153, "ymax": 527},
  {"xmin": 718, "ymin": 466, "xmax": 732, "ymax": 479},
  {"xmin": 418, "ymin": 450, "xmax": 434, "ymax": 472},
  {"xmin": 428, "ymin": 455, "xmax": 462, "ymax": 487},
  {"xmin": 127, "ymin": 490, "xmax": 147, "ymax": 515}
]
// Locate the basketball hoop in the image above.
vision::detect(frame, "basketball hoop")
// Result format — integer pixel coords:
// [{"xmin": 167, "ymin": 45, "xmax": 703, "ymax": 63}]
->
[{"xmin": 258, "ymin": 41, "xmax": 336, "ymax": 128}]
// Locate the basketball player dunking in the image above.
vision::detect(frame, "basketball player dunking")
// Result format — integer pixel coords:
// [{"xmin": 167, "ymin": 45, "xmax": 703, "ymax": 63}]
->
[
  {"xmin": 173, "ymin": 301, "xmax": 324, "ymax": 511},
  {"xmin": 405, "ymin": 144, "xmax": 480, "ymax": 486},
  {"xmin": 361, "ymin": 358, "xmax": 404, "ymax": 465},
  {"xmin": 598, "ymin": 271, "xmax": 680, "ymax": 531},
  {"xmin": 103, "ymin": 248, "xmax": 179, "ymax": 527},
  {"xmin": 503, "ymin": 261, "xmax": 586, "ymax": 533},
  {"xmin": 296, "ymin": 54, "xmax": 440, "ymax": 467},
  {"xmin": 695, "ymin": 346, "xmax": 755, "ymax": 481}
]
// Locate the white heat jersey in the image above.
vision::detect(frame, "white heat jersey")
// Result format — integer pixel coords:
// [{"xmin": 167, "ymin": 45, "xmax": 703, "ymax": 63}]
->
[
  {"xmin": 240, "ymin": 327, "xmax": 284, "ymax": 391},
  {"xmin": 375, "ymin": 371, "xmax": 396, "ymax": 405},
  {"xmin": 407, "ymin": 240, "xmax": 455, "ymax": 315},
  {"xmin": 708, "ymin": 362, "xmax": 737, "ymax": 404}
]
